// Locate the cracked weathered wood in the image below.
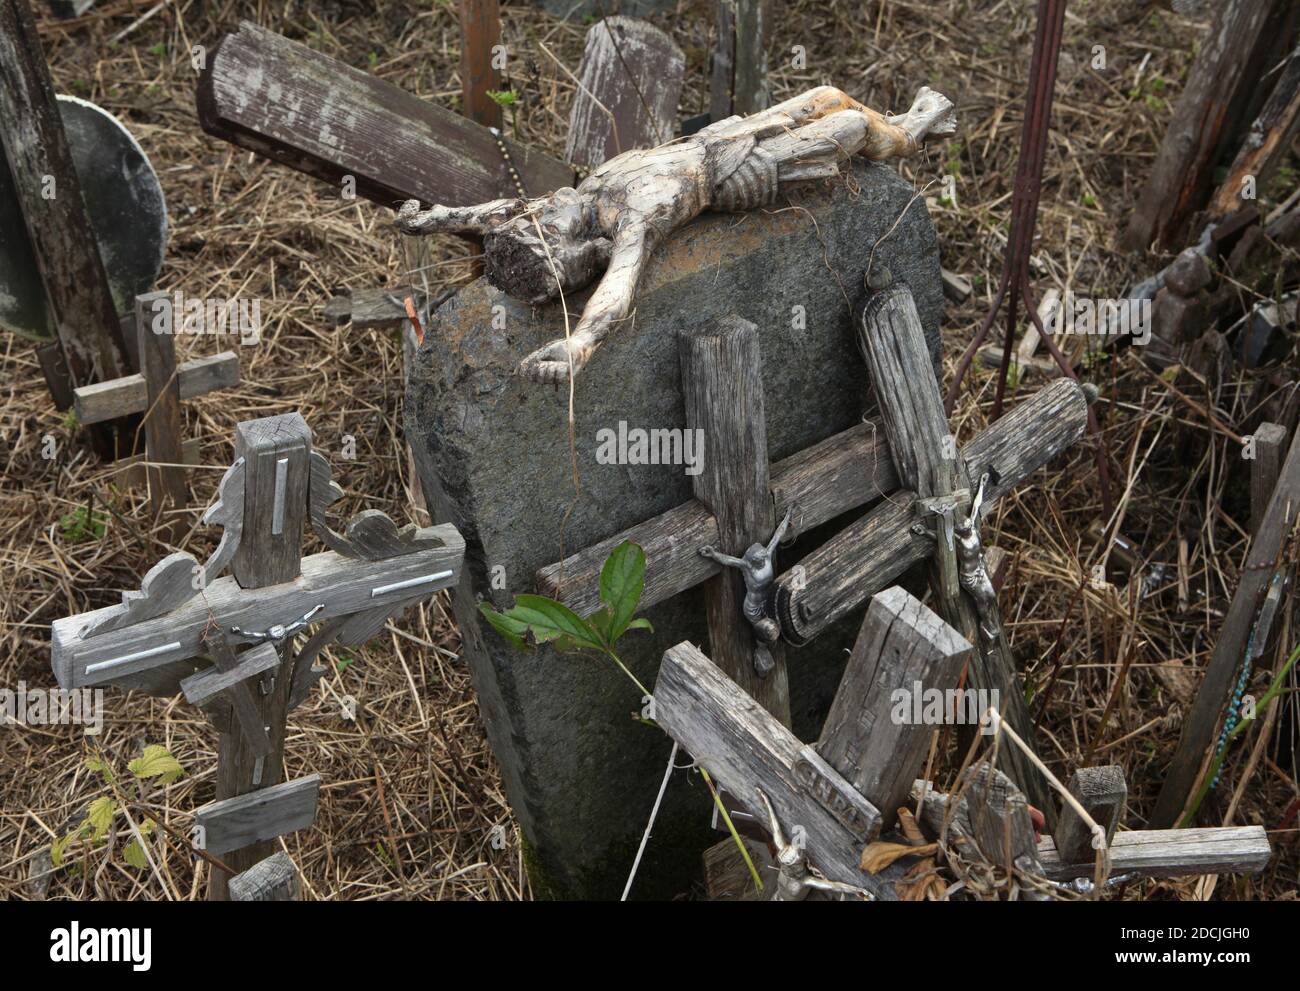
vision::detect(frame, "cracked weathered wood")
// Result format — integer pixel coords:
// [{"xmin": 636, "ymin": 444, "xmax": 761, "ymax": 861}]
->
[
  {"xmin": 963, "ymin": 761, "xmax": 1043, "ymax": 876},
  {"xmin": 197, "ymin": 21, "xmax": 572, "ymax": 211},
  {"xmin": 817, "ymin": 586, "xmax": 971, "ymax": 830},
  {"xmin": 181, "ymin": 641, "xmax": 280, "ymax": 711},
  {"xmin": 856, "ymin": 282, "xmax": 1055, "ymax": 826},
  {"xmin": 1125, "ymin": 0, "xmax": 1294, "ymax": 249},
  {"xmin": 1152, "ymin": 425, "xmax": 1300, "ymax": 826},
  {"xmin": 0, "ymin": 0, "xmax": 130, "ymax": 388},
  {"xmin": 195, "ymin": 774, "xmax": 321, "ymax": 856},
  {"xmin": 1250, "ymin": 422, "xmax": 1288, "ymax": 538},
  {"xmin": 195, "ymin": 634, "xmax": 273, "ymax": 757},
  {"xmin": 1053, "ymin": 765, "xmax": 1126, "ymax": 865},
  {"xmin": 73, "ymin": 351, "xmax": 239, "ymax": 425},
  {"xmin": 653, "ymin": 640, "xmax": 897, "ymax": 900},
  {"xmin": 773, "ymin": 377, "xmax": 1088, "ymax": 646},
  {"xmin": 228, "ymin": 851, "xmax": 300, "ymax": 901},
  {"xmin": 458, "ymin": 0, "xmax": 502, "ymax": 131},
  {"xmin": 710, "ymin": 0, "xmax": 769, "ymax": 118},
  {"xmin": 1038, "ymin": 826, "xmax": 1271, "ymax": 881},
  {"xmin": 679, "ymin": 317, "xmax": 789, "ymax": 725},
  {"xmin": 565, "ymin": 17, "xmax": 684, "ymax": 169},
  {"xmin": 136, "ymin": 292, "xmax": 187, "ymax": 540}
]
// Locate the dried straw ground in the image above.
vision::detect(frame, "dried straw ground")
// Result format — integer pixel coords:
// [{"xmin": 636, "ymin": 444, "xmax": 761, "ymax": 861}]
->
[{"xmin": 1, "ymin": 0, "xmax": 1295, "ymax": 900}]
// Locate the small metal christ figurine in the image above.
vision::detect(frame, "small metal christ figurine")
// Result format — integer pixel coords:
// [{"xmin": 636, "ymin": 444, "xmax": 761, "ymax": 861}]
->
[
  {"xmin": 698, "ymin": 505, "xmax": 794, "ymax": 677},
  {"xmin": 755, "ymin": 791, "xmax": 874, "ymax": 901},
  {"xmin": 953, "ymin": 470, "xmax": 1002, "ymax": 647}
]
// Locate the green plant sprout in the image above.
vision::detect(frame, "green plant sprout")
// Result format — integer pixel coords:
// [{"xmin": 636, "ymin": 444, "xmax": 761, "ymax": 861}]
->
[
  {"xmin": 486, "ymin": 89, "xmax": 519, "ymax": 109},
  {"xmin": 53, "ymin": 744, "xmax": 184, "ymax": 871},
  {"xmin": 1179, "ymin": 639, "xmax": 1300, "ymax": 827},
  {"xmin": 480, "ymin": 540, "xmax": 654, "ymax": 696},
  {"xmin": 59, "ymin": 505, "xmax": 106, "ymax": 543}
]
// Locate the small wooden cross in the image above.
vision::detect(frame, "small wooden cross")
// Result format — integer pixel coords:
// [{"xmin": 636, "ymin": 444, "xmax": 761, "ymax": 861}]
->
[
  {"xmin": 71, "ymin": 291, "xmax": 240, "ymax": 541},
  {"xmin": 51, "ymin": 411, "xmax": 465, "ymax": 898},
  {"xmin": 653, "ymin": 585, "xmax": 972, "ymax": 900}
]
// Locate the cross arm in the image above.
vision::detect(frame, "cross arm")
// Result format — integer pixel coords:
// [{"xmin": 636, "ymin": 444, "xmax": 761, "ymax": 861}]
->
[
  {"xmin": 1037, "ymin": 826, "xmax": 1271, "ymax": 882},
  {"xmin": 73, "ymin": 351, "xmax": 240, "ymax": 425},
  {"xmin": 51, "ymin": 525, "xmax": 464, "ymax": 690}
]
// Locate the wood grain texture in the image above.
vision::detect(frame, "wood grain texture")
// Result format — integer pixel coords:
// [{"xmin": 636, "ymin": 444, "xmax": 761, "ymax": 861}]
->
[
  {"xmin": 1037, "ymin": 825, "xmax": 1271, "ymax": 881},
  {"xmin": 1250, "ymin": 422, "xmax": 1288, "ymax": 539},
  {"xmin": 136, "ymin": 292, "xmax": 187, "ymax": 538},
  {"xmin": 180, "ymin": 642, "xmax": 280, "ymax": 709},
  {"xmin": 196, "ymin": 21, "xmax": 572, "ymax": 210},
  {"xmin": 458, "ymin": 0, "xmax": 502, "ymax": 130},
  {"xmin": 195, "ymin": 774, "xmax": 320, "ymax": 856},
  {"xmin": 199, "ymin": 634, "xmax": 273, "ymax": 757},
  {"xmin": 536, "ymin": 418, "xmax": 895, "ymax": 616},
  {"xmin": 817, "ymin": 586, "xmax": 970, "ymax": 829},
  {"xmin": 774, "ymin": 377, "xmax": 1088, "ymax": 645},
  {"xmin": 0, "ymin": 0, "xmax": 129, "ymax": 385},
  {"xmin": 51, "ymin": 525, "xmax": 465, "ymax": 689},
  {"xmin": 653, "ymin": 640, "xmax": 895, "ymax": 900},
  {"xmin": 232, "ymin": 413, "xmax": 311, "ymax": 588},
  {"xmin": 1125, "ymin": 0, "xmax": 1293, "ymax": 249},
  {"xmin": 1054, "ymin": 765, "xmax": 1126, "ymax": 865},
  {"xmin": 228, "ymin": 850, "xmax": 300, "ymax": 901},
  {"xmin": 1152, "ymin": 425, "xmax": 1300, "ymax": 826},
  {"xmin": 963, "ymin": 760, "xmax": 1043, "ymax": 874},
  {"xmin": 679, "ymin": 316, "xmax": 789, "ymax": 725},
  {"xmin": 73, "ymin": 351, "xmax": 239, "ymax": 424},
  {"xmin": 565, "ymin": 17, "xmax": 684, "ymax": 168},
  {"xmin": 710, "ymin": 0, "xmax": 769, "ymax": 117}
]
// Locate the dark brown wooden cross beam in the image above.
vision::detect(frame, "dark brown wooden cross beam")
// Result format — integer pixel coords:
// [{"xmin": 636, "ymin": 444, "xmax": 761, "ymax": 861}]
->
[{"xmin": 51, "ymin": 412, "xmax": 465, "ymax": 899}]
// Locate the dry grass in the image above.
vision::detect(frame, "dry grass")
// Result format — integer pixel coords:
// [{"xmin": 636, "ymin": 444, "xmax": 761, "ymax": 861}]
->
[{"xmin": 0, "ymin": 0, "xmax": 1295, "ymax": 900}]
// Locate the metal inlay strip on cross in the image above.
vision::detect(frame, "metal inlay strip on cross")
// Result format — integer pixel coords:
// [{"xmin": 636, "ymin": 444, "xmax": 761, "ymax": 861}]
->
[
  {"xmin": 271, "ymin": 456, "xmax": 289, "ymax": 535},
  {"xmin": 370, "ymin": 570, "xmax": 454, "ymax": 598},
  {"xmin": 85, "ymin": 640, "xmax": 183, "ymax": 675}
]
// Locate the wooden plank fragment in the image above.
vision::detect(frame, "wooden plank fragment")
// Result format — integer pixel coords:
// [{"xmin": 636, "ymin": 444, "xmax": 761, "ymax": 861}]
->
[
  {"xmin": 817, "ymin": 586, "xmax": 971, "ymax": 830},
  {"xmin": 1152, "ymin": 426, "xmax": 1300, "ymax": 825},
  {"xmin": 136, "ymin": 292, "xmax": 187, "ymax": 538},
  {"xmin": 565, "ymin": 17, "xmax": 685, "ymax": 168},
  {"xmin": 197, "ymin": 21, "xmax": 573, "ymax": 210},
  {"xmin": 180, "ymin": 642, "xmax": 280, "ymax": 709},
  {"xmin": 1053, "ymin": 765, "xmax": 1127, "ymax": 865},
  {"xmin": 679, "ymin": 317, "xmax": 790, "ymax": 725},
  {"xmin": 113, "ymin": 437, "xmax": 200, "ymax": 489},
  {"xmin": 963, "ymin": 760, "xmax": 1042, "ymax": 874},
  {"xmin": 73, "ymin": 351, "xmax": 240, "ymax": 425},
  {"xmin": 458, "ymin": 0, "xmax": 503, "ymax": 130},
  {"xmin": 232, "ymin": 413, "xmax": 311, "ymax": 587},
  {"xmin": 228, "ymin": 851, "xmax": 300, "ymax": 901},
  {"xmin": 195, "ymin": 774, "xmax": 321, "ymax": 856},
  {"xmin": 710, "ymin": 0, "xmax": 769, "ymax": 118},
  {"xmin": 0, "ymin": 0, "xmax": 130, "ymax": 387},
  {"xmin": 1250, "ymin": 422, "xmax": 1288, "ymax": 538},
  {"xmin": 652, "ymin": 640, "xmax": 894, "ymax": 900},
  {"xmin": 1037, "ymin": 826, "xmax": 1271, "ymax": 881}
]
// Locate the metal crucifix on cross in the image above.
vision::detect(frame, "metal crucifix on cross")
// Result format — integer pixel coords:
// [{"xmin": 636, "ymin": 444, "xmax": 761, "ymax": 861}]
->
[{"xmin": 51, "ymin": 412, "xmax": 465, "ymax": 898}]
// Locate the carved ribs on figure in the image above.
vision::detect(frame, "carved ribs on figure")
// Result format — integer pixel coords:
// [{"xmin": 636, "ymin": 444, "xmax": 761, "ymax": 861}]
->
[{"xmin": 396, "ymin": 85, "xmax": 956, "ymax": 384}]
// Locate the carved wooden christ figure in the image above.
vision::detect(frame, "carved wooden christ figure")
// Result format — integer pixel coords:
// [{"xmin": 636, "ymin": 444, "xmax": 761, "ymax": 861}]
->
[{"xmin": 396, "ymin": 85, "xmax": 956, "ymax": 383}]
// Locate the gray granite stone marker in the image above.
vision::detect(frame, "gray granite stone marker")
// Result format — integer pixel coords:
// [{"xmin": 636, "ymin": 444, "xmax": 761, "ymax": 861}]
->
[{"xmin": 406, "ymin": 160, "xmax": 942, "ymax": 899}]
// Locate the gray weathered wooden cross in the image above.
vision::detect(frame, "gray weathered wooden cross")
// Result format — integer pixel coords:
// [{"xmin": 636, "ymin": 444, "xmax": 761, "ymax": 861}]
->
[
  {"xmin": 536, "ymin": 305, "xmax": 1088, "ymax": 823},
  {"xmin": 71, "ymin": 291, "xmax": 240, "ymax": 541},
  {"xmin": 51, "ymin": 412, "xmax": 465, "ymax": 898}
]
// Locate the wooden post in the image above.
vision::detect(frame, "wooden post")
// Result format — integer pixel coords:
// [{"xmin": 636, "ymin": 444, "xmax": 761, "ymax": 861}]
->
[
  {"xmin": 710, "ymin": 0, "xmax": 769, "ymax": 119},
  {"xmin": 963, "ymin": 760, "xmax": 1043, "ymax": 876},
  {"xmin": 135, "ymin": 292, "xmax": 188, "ymax": 542},
  {"xmin": 210, "ymin": 413, "xmax": 312, "ymax": 899},
  {"xmin": 856, "ymin": 283, "xmax": 1056, "ymax": 827},
  {"xmin": 458, "ymin": 0, "xmax": 502, "ymax": 130},
  {"xmin": 0, "ymin": 0, "xmax": 130, "ymax": 390},
  {"xmin": 1250, "ymin": 422, "xmax": 1288, "ymax": 539},
  {"xmin": 228, "ymin": 851, "xmax": 300, "ymax": 901},
  {"xmin": 1053, "ymin": 765, "xmax": 1126, "ymax": 865},
  {"xmin": 1124, "ymin": 0, "xmax": 1295, "ymax": 250},
  {"xmin": 817, "ymin": 586, "xmax": 971, "ymax": 830},
  {"xmin": 679, "ymin": 317, "xmax": 790, "ymax": 725},
  {"xmin": 1152, "ymin": 426, "xmax": 1300, "ymax": 826}
]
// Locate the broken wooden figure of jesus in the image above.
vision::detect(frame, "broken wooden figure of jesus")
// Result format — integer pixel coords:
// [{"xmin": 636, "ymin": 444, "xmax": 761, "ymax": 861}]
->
[{"xmin": 396, "ymin": 84, "xmax": 956, "ymax": 383}]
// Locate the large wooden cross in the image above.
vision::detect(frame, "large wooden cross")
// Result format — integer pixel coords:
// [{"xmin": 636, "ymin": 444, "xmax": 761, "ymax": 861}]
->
[
  {"xmin": 51, "ymin": 412, "xmax": 465, "ymax": 898},
  {"xmin": 537, "ymin": 308, "xmax": 1089, "ymax": 822}
]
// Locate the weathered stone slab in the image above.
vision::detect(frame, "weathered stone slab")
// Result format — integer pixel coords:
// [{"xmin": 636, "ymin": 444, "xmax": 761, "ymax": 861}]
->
[{"xmin": 406, "ymin": 160, "xmax": 942, "ymax": 899}]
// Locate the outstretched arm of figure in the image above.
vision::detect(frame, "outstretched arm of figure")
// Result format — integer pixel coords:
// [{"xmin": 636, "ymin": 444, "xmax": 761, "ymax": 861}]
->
[
  {"xmin": 698, "ymin": 544, "xmax": 747, "ymax": 570},
  {"xmin": 766, "ymin": 506, "xmax": 794, "ymax": 557},
  {"xmin": 518, "ymin": 222, "xmax": 650, "ymax": 384},
  {"xmin": 395, "ymin": 196, "xmax": 530, "ymax": 237}
]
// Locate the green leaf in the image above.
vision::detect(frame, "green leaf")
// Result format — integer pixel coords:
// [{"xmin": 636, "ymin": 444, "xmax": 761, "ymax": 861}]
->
[
  {"xmin": 84, "ymin": 756, "xmax": 115, "ymax": 785},
  {"xmin": 128, "ymin": 744, "xmax": 183, "ymax": 784},
  {"xmin": 510, "ymin": 595, "xmax": 604, "ymax": 650},
  {"xmin": 51, "ymin": 835, "xmax": 71, "ymax": 867},
  {"xmin": 599, "ymin": 541, "xmax": 646, "ymax": 643},
  {"xmin": 588, "ymin": 607, "xmax": 614, "ymax": 645},
  {"xmin": 479, "ymin": 602, "xmax": 531, "ymax": 650},
  {"xmin": 624, "ymin": 617, "xmax": 654, "ymax": 634},
  {"xmin": 124, "ymin": 839, "xmax": 147, "ymax": 869},
  {"xmin": 86, "ymin": 796, "xmax": 115, "ymax": 842}
]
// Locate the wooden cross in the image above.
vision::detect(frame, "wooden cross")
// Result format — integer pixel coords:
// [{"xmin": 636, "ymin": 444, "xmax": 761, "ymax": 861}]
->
[
  {"xmin": 71, "ymin": 291, "xmax": 240, "ymax": 542},
  {"xmin": 51, "ymin": 411, "xmax": 465, "ymax": 898},
  {"xmin": 653, "ymin": 585, "xmax": 972, "ymax": 900}
]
